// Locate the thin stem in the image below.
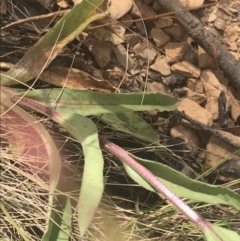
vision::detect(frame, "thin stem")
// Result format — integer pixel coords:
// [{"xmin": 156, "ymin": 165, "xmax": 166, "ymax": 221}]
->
[{"xmin": 99, "ymin": 136, "xmax": 224, "ymax": 241}]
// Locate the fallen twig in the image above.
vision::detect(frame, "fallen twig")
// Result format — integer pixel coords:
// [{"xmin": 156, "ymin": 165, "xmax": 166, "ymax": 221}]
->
[
  {"xmin": 156, "ymin": 0, "xmax": 240, "ymax": 91},
  {"xmin": 172, "ymin": 110, "xmax": 240, "ymax": 149}
]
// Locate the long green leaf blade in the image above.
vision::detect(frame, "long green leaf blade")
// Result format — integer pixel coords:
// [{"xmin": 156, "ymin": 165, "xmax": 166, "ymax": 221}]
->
[
  {"xmin": 48, "ymin": 112, "xmax": 104, "ymax": 237},
  {"xmin": 22, "ymin": 89, "xmax": 179, "ymax": 115},
  {"xmin": 123, "ymin": 155, "xmax": 240, "ymax": 210},
  {"xmin": 0, "ymin": 0, "xmax": 106, "ymax": 85},
  {"xmin": 41, "ymin": 196, "xmax": 72, "ymax": 241},
  {"xmin": 59, "ymin": 114, "xmax": 104, "ymax": 237},
  {"xmin": 204, "ymin": 225, "xmax": 240, "ymax": 241}
]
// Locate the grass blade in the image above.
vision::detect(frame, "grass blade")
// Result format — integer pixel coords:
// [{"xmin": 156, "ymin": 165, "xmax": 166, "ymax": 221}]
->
[
  {"xmin": 0, "ymin": 0, "xmax": 106, "ymax": 85},
  {"xmin": 22, "ymin": 89, "xmax": 179, "ymax": 115}
]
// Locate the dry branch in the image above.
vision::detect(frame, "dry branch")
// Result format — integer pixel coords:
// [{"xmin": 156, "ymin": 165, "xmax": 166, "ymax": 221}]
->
[{"xmin": 156, "ymin": 0, "xmax": 240, "ymax": 91}]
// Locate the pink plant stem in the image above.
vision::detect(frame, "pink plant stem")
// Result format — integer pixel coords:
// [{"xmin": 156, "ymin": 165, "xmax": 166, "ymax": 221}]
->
[
  {"xmin": 99, "ymin": 136, "xmax": 223, "ymax": 241},
  {"xmin": 1, "ymin": 86, "xmax": 223, "ymax": 240}
]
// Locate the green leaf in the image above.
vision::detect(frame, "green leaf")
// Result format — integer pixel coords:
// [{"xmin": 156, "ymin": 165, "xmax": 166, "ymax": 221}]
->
[
  {"xmin": 100, "ymin": 112, "xmax": 159, "ymax": 143},
  {"xmin": 49, "ymin": 112, "xmax": 104, "ymax": 237},
  {"xmin": 22, "ymin": 89, "xmax": 179, "ymax": 115},
  {"xmin": 3, "ymin": 88, "xmax": 104, "ymax": 237},
  {"xmin": 41, "ymin": 196, "xmax": 72, "ymax": 241},
  {"xmin": 0, "ymin": 0, "xmax": 106, "ymax": 85},
  {"xmin": 204, "ymin": 225, "xmax": 240, "ymax": 241},
  {"xmin": 124, "ymin": 154, "xmax": 240, "ymax": 210}
]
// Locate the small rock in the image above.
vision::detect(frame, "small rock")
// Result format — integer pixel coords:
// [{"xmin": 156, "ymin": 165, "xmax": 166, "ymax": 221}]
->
[
  {"xmin": 148, "ymin": 109, "xmax": 158, "ymax": 115},
  {"xmin": 212, "ymin": 70, "xmax": 229, "ymax": 93},
  {"xmin": 125, "ymin": 34, "xmax": 141, "ymax": 48},
  {"xmin": 148, "ymin": 69, "xmax": 162, "ymax": 80},
  {"xmin": 224, "ymin": 26, "xmax": 239, "ymax": 43},
  {"xmin": 198, "ymin": 46, "xmax": 216, "ymax": 69},
  {"xmin": 228, "ymin": 89, "xmax": 240, "ymax": 122},
  {"xmin": 187, "ymin": 78, "xmax": 204, "ymax": 93},
  {"xmin": 234, "ymin": 25, "xmax": 240, "ymax": 33},
  {"xmin": 162, "ymin": 72, "xmax": 185, "ymax": 86},
  {"xmin": 173, "ymin": 88, "xmax": 188, "ymax": 98},
  {"xmin": 147, "ymin": 81, "xmax": 171, "ymax": 94},
  {"xmin": 151, "ymin": 28, "xmax": 171, "ymax": 47},
  {"xmin": 163, "ymin": 24, "xmax": 185, "ymax": 40},
  {"xmin": 208, "ymin": 12, "xmax": 217, "ymax": 23},
  {"xmin": 104, "ymin": 67, "xmax": 124, "ymax": 81},
  {"xmin": 90, "ymin": 40, "xmax": 113, "ymax": 68},
  {"xmin": 131, "ymin": 0, "xmax": 156, "ymax": 18},
  {"xmin": 179, "ymin": 0, "xmax": 204, "ymax": 9},
  {"xmin": 177, "ymin": 98, "xmax": 213, "ymax": 126},
  {"xmin": 216, "ymin": 9, "xmax": 228, "ymax": 20},
  {"xmin": 201, "ymin": 69, "xmax": 224, "ymax": 96},
  {"xmin": 170, "ymin": 125, "xmax": 200, "ymax": 155},
  {"xmin": 164, "ymin": 42, "xmax": 189, "ymax": 64},
  {"xmin": 114, "ymin": 44, "xmax": 134, "ymax": 70},
  {"xmin": 201, "ymin": 69, "xmax": 228, "ymax": 120},
  {"xmin": 225, "ymin": 41, "xmax": 238, "ymax": 51},
  {"xmin": 150, "ymin": 56, "xmax": 171, "ymax": 76},
  {"xmin": 228, "ymin": 7, "xmax": 239, "ymax": 14},
  {"xmin": 182, "ymin": 48, "xmax": 198, "ymax": 67},
  {"xmin": 133, "ymin": 40, "xmax": 157, "ymax": 63},
  {"xmin": 148, "ymin": 70, "xmax": 162, "ymax": 80},
  {"xmin": 183, "ymin": 87, "xmax": 207, "ymax": 104},
  {"xmin": 92, "ymin": 25, "xmax": 125, "ymax": 45},
  {"xmin": 214, "ymin": 18, "xmax": 226, "ymax": 30},
  {"xmin": 109, "ymin": 0, "xmax": 133, "ymax": 19},
  {"xmin": 205, "ymin": 131, "xmax": 240, "ymax": 170},
  {"xmin": 152, "ymin": 1, "xmax": 161, "ymax": 11},
  {"xmin": 171, "ymin": 61, "xmax": 201, "ymax": 78},
  {"xmin": 120, "ymin": 13, "xmax": 133, "ymax": 28},
  {"xmin": 154, "ymin": 17, "xmax": 173, "ymax": 29}
]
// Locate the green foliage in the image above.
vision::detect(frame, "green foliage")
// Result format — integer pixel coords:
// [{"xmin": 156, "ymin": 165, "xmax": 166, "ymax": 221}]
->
[
  {"xmin": 23, "ymin": 88, "xmax": 179, "ymax": 115},
  {"xmin": 41, "ymin": 196, "xmax": 72, "ymax": 241},
  {"xmin": 2, "ymin": 83, "xmax": 240, "ymax": 240},
  {"xmin": 124, "ymin": 154, "xmax": 240, "ymax": 210},
  {"xmin": 54, "ymin": 113, "xmax": 104, "ymax": 236},
  {"xmin": 204, "ymin": 225, "xmax": 240, "ymax": 241}
]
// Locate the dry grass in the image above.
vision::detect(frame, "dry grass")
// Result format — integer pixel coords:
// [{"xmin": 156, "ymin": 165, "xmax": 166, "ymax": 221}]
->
[{"xmin": 1, "ymin": 118, "xmax": 239, "ymax": 241}]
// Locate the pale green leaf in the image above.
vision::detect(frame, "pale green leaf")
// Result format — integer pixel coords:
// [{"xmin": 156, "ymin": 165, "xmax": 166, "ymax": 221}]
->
[
  {"xmin": 124, "ymin": 154, "xmax": 240, "ymax": 210},
  {"xmin": 22, "ymin": 89, "xmax": 179, "ymax": 115},
  {"xmin": 48, "ymin": 112, "xmax": 104, "ymax": 237},
  {"xmin": 204, "ymin": 225, "xmax": 240, "ymax": 241}
]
